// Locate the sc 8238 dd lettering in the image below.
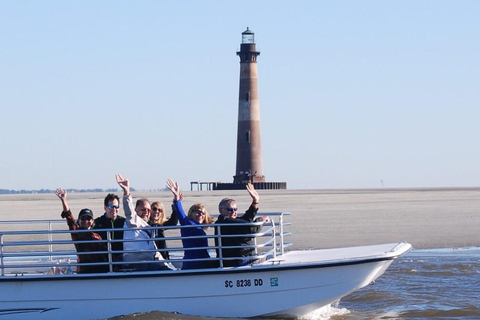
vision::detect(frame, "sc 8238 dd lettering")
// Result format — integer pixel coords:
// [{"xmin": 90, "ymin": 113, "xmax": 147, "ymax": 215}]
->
[{"xmin": 224, "ymin": 278, "xmax": 263, "ymax": 288}]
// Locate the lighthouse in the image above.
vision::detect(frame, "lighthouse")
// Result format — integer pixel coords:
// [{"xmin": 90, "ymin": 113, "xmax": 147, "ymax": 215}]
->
[
  {"xmin": 233, "ymin": 27, "xmax": 265, "ymax": 184},
  {"xmin": 210, "ymin": 29, "xmax": 286, "ymax": 191}
]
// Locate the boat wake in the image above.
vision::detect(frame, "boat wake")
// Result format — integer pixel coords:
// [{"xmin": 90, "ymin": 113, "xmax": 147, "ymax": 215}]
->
[
  {"xmin": 298, "ymin": 302, "xmax": 350, "ymax": 320},
  {"xmin": 100, "ymin": 305, "xmax": 351, "ymax": 320}
]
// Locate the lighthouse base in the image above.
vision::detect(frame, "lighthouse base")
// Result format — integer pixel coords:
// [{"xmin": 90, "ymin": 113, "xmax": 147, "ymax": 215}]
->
[{"xmin": 213, "ymin": 182, "xmax": 287, "ymax": 190}]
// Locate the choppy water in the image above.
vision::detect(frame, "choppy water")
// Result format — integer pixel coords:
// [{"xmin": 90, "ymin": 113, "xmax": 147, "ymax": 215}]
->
[
  {"xmin": 328, "ymin": 248, "xmax": 480, "ymax": 320},
  {"xmin": 100, "ymin": 248, "xmax": 480, "ymax": 320}
]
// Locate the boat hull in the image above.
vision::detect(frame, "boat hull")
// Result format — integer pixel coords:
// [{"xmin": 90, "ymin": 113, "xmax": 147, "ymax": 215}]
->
[{"xmin": 0, "ymin": 242, "xmax": 410, "ymax": 320}]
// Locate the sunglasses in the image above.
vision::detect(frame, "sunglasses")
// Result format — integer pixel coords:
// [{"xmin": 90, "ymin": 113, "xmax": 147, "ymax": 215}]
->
[
  {"xmin": 225, "ymin": 207, "xmax": 238, "ymax": 212},
  {"xmin": 193, "ymin": 210, "xmax": 206, "ymax": 215},
  {"xmin": 80, "ymin": 216, "xmax": 93, "ymax": 221},
  {"xmin": 107, "ymin": 205, "xmax": 120, "ymax": 210}
]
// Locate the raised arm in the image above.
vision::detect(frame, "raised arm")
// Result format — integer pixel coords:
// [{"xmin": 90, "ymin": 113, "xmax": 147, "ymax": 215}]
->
[
  {"xmin": 55, "ymin": 188, "xmax": 70, "ymax": 215},
  {"xmin": 246, "ymin": 182, "xmax": 259, "ymax": 208},
  {"xmin": 55, "ymin": 188, "xmax": 76, "ymax": 230},
  {"xmin": 166, "ymin": 178, "xmax": 181, "ymax": 202},
  {"xmin": 115, "ymin": 174, "xmax": 138, "ymax": 227},
  {"xmin": 115, "ymin": 174, "xmax": 130, "ymax": 197}
]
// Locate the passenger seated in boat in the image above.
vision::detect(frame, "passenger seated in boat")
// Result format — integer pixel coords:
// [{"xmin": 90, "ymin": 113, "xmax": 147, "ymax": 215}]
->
[
  {"xmin": 215, "ymin": 182, "xmax": 269, "ymax": 267},
  {"xmin": 55, "ymin": 188, "xmax": 109, "ymax": 273},
  {"xmin": 166, "ymin": 179, "xmax": 218, "ymax": 270},
  {"xmin": 93, "ymin": 193, "xmax": 126, "ymax": 265},
  {"xmin": 149, "ymin": 201, "xmax": 179, "ymax": 260},
  {"xmin": 116, "ymin": 174, "xmax": 171, "ymax": 271}
]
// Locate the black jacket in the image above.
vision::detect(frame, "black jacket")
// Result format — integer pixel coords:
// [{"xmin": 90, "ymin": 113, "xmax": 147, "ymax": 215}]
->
[
  {"xmin": 148, "ymin": 205, "xmax": 179, "ymax": 259},
  {"xmin": 214, "ymin": 205, "xmax": 260, "ymax": 267},
  {"xmin": 93, "ymin": 214, "xmax": 126, "ymax": 261}
]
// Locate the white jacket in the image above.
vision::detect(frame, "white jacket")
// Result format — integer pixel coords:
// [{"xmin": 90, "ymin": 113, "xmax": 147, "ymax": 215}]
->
[{"xmin": 122, "ymin": 195, "xmax": 162, "ymax": 262}]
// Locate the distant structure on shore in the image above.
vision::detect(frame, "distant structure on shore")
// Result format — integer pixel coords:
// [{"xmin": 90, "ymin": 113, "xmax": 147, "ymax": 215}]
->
[
  {"xmin": 0, "ymin": 188, "xmax": 123, "ymax": 195},
  {"xmin": 214, "ymin": 28, "xmax": 286, "ymax": 191}
]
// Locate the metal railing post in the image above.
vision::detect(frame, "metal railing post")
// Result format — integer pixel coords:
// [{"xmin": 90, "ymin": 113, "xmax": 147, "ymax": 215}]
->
[
  {"xmin": 107, "ymin": 231, "xmax": 113, "ymax": 273},
  {"xmin": 0, "ymin": 233, "xmax": 4, "ymax": 276},
  {"xmin": 271, "ymin": 219, "xmax": 277, "ymax": 260},
  {"xmin": 48, "ymin": 221, "xmax": 54, "ymax": 261},
  {"xmin": 216, "ymin": 225, "xmax": 223, "ymax": 268},
  {"xmin": 279, "ymin": 213, "xmax": 285, "ymax": 255}
]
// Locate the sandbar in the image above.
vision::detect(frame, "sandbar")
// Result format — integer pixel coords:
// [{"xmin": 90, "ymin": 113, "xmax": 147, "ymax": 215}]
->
[{"xmin": 1, "ymin": 187, "xmax": 479, "ymax": 249}]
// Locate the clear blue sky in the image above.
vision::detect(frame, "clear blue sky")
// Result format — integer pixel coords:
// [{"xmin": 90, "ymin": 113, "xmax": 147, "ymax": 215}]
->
[{"xmin": 1, "ymin": 1, "xmax": 479, "ymax": 190}]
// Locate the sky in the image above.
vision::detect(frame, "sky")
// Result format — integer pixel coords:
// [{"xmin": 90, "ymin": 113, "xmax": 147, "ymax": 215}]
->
[{"xmin": 1, "ymin": 1, "xmax": 479, "ymax": 191}]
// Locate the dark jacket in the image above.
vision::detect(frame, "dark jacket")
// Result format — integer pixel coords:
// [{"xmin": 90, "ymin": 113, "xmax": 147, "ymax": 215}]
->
[
  {"xmin": 93, "ymin": 213, "xmax": 126, "ymax": 262},
  {"xmin": 62, "ymin": 210, "xmax": 109, "ymax": 273},
  {"xmin": 214, "ymin": 205, "xmax": 261, "ymax": 267},
  {"xmin": 148, "ymin": 205, "xmax": 178, "ymax": 260}
]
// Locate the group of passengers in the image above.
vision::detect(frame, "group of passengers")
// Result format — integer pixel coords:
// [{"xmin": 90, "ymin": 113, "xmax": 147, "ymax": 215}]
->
[{"xmin": 55, "ymin": 174, "xmax": 269, "ymax": 273}]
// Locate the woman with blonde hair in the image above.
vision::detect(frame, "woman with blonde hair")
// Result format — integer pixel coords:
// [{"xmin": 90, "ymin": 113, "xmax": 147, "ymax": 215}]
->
[
  {"xmin": 149, "ymin": 201, "xmax": 178, "ymax": 259},
  {"xmin": 166, "ymin": 179, "xmax": 217, "ymax": 270}
]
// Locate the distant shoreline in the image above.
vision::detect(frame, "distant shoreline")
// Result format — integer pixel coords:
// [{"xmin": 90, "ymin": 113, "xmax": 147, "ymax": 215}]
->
[
  {"xmin": 2, "ymin": 185, "xmax": 480, "ymax": 195},
  {"xmin": 0, "ymin": 188, "xmax": 128, "ymax": 195},
  {"xmin": 1, "ymin": 187, "xmax": 479, "ymax": 250}
]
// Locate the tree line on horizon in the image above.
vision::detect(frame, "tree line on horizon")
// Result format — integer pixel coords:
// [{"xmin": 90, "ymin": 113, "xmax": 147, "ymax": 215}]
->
[{"xmin": 0, "ymin": 188, "xmax": 130, "ymax": 195}]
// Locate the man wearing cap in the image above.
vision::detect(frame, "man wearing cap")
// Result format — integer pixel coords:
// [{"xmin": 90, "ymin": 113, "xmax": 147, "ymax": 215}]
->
[{"xmin": 55, "ymin": 188, "xmax": 109, "ymax": 273}]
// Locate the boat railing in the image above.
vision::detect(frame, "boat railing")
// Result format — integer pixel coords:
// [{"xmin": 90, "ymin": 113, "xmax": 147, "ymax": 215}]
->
[{"xmin": 0, "ymin": 212, "xmax": 291, "ymax": 276}]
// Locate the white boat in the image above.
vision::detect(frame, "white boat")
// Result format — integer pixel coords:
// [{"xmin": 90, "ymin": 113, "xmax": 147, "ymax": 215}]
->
[{"xmin": 0, "ymin": 212, "xmax": 411, "ymax": 320}]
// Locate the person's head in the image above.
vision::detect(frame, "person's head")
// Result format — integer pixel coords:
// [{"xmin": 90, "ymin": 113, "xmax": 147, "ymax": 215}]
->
[
  {"xmin": 77, "ymin": 208, "xmax": 94, "ymax": 229},
  {"xmin": 104, "ymin": 193, "xmax": 120, "ymax": 220},
  {"xmin": 218, "ymin": 198, "xmax": 238, "ymax": 218},
  {"xmin": 150, "ymin": 201, "xmax": 166, "ymax": 225},
  {"xmin": 188, "ymin": 203, "xmax": 213, "ymax": 227},
  {"xmin": 135, "ymin": 198, "xmax": 151, "ymax": 222}
]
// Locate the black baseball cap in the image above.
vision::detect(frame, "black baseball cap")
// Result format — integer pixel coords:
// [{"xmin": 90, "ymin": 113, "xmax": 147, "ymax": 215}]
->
[{"xmin": 78, "ymin": 208, "xmax": 94, "ymax": 220}]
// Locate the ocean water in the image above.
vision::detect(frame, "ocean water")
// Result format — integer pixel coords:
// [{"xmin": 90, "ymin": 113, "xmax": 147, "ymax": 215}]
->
[
  {"xmin": 328, "ymin": 248, "xmax": 480, "ymax": 320},
  {"xmin": 100, "ymin": 248, "xmax": 480, "ymax": 320}
]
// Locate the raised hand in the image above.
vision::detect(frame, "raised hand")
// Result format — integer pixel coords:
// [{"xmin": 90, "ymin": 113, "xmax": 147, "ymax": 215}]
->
[
  {"xmin": 55, "ymin": 188, "xmax": 70, "ymax": 213},
  {"xmin": 116, "ymin": 174, "xmax": 130, "ymax": 196},
  {"xmin": 166, "ymin": 178, "xmax": 181, "ymax": 201},
  {"xmin": 246, "ymin": 182, "xmax": 259, "ymax": 205},
  {"xmin": 55, "ymin": 188, "xmax": 67, "ymax": 201}
]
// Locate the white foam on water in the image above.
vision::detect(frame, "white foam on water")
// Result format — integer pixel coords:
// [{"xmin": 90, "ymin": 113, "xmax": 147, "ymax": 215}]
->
[
  {"xmin": 298, "ymin": 301, "xmax": 350, "ymax": 320},
  {"xmin": 372, "ymin": 310, "xmax": 402, "ymax": 320},
  {"xmin": 410, "ymin": 247, "xmax": 480, "ymax": 256}
]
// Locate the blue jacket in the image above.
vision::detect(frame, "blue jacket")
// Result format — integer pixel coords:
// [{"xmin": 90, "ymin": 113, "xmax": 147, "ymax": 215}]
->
[{"xmin": 173, "ymin": 200, "xmax": 210, "ymax": 269}]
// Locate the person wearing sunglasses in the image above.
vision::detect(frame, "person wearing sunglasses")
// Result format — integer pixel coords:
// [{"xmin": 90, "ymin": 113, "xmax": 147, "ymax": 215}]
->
[
  {"xmin": 149, "ymin": 201, "xmax": 179, "ymax": 260},
  {"xmin": 93, "ymin": 192, "xmax": 126, "ymax": 266},
  {"xmin": 55, "ymin": 188, "xmax": 109, "ymax": 273},
  {"xmin": 215, "ymin": 182, "xmax": 268, "ymax": 267},
  {"xmin": 116, "ymin": 174, "xmax": 171, "ymax": 271},
  {"xmin": 166, "ymin": 178, "xmax": 217, "ymax": 270}
]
